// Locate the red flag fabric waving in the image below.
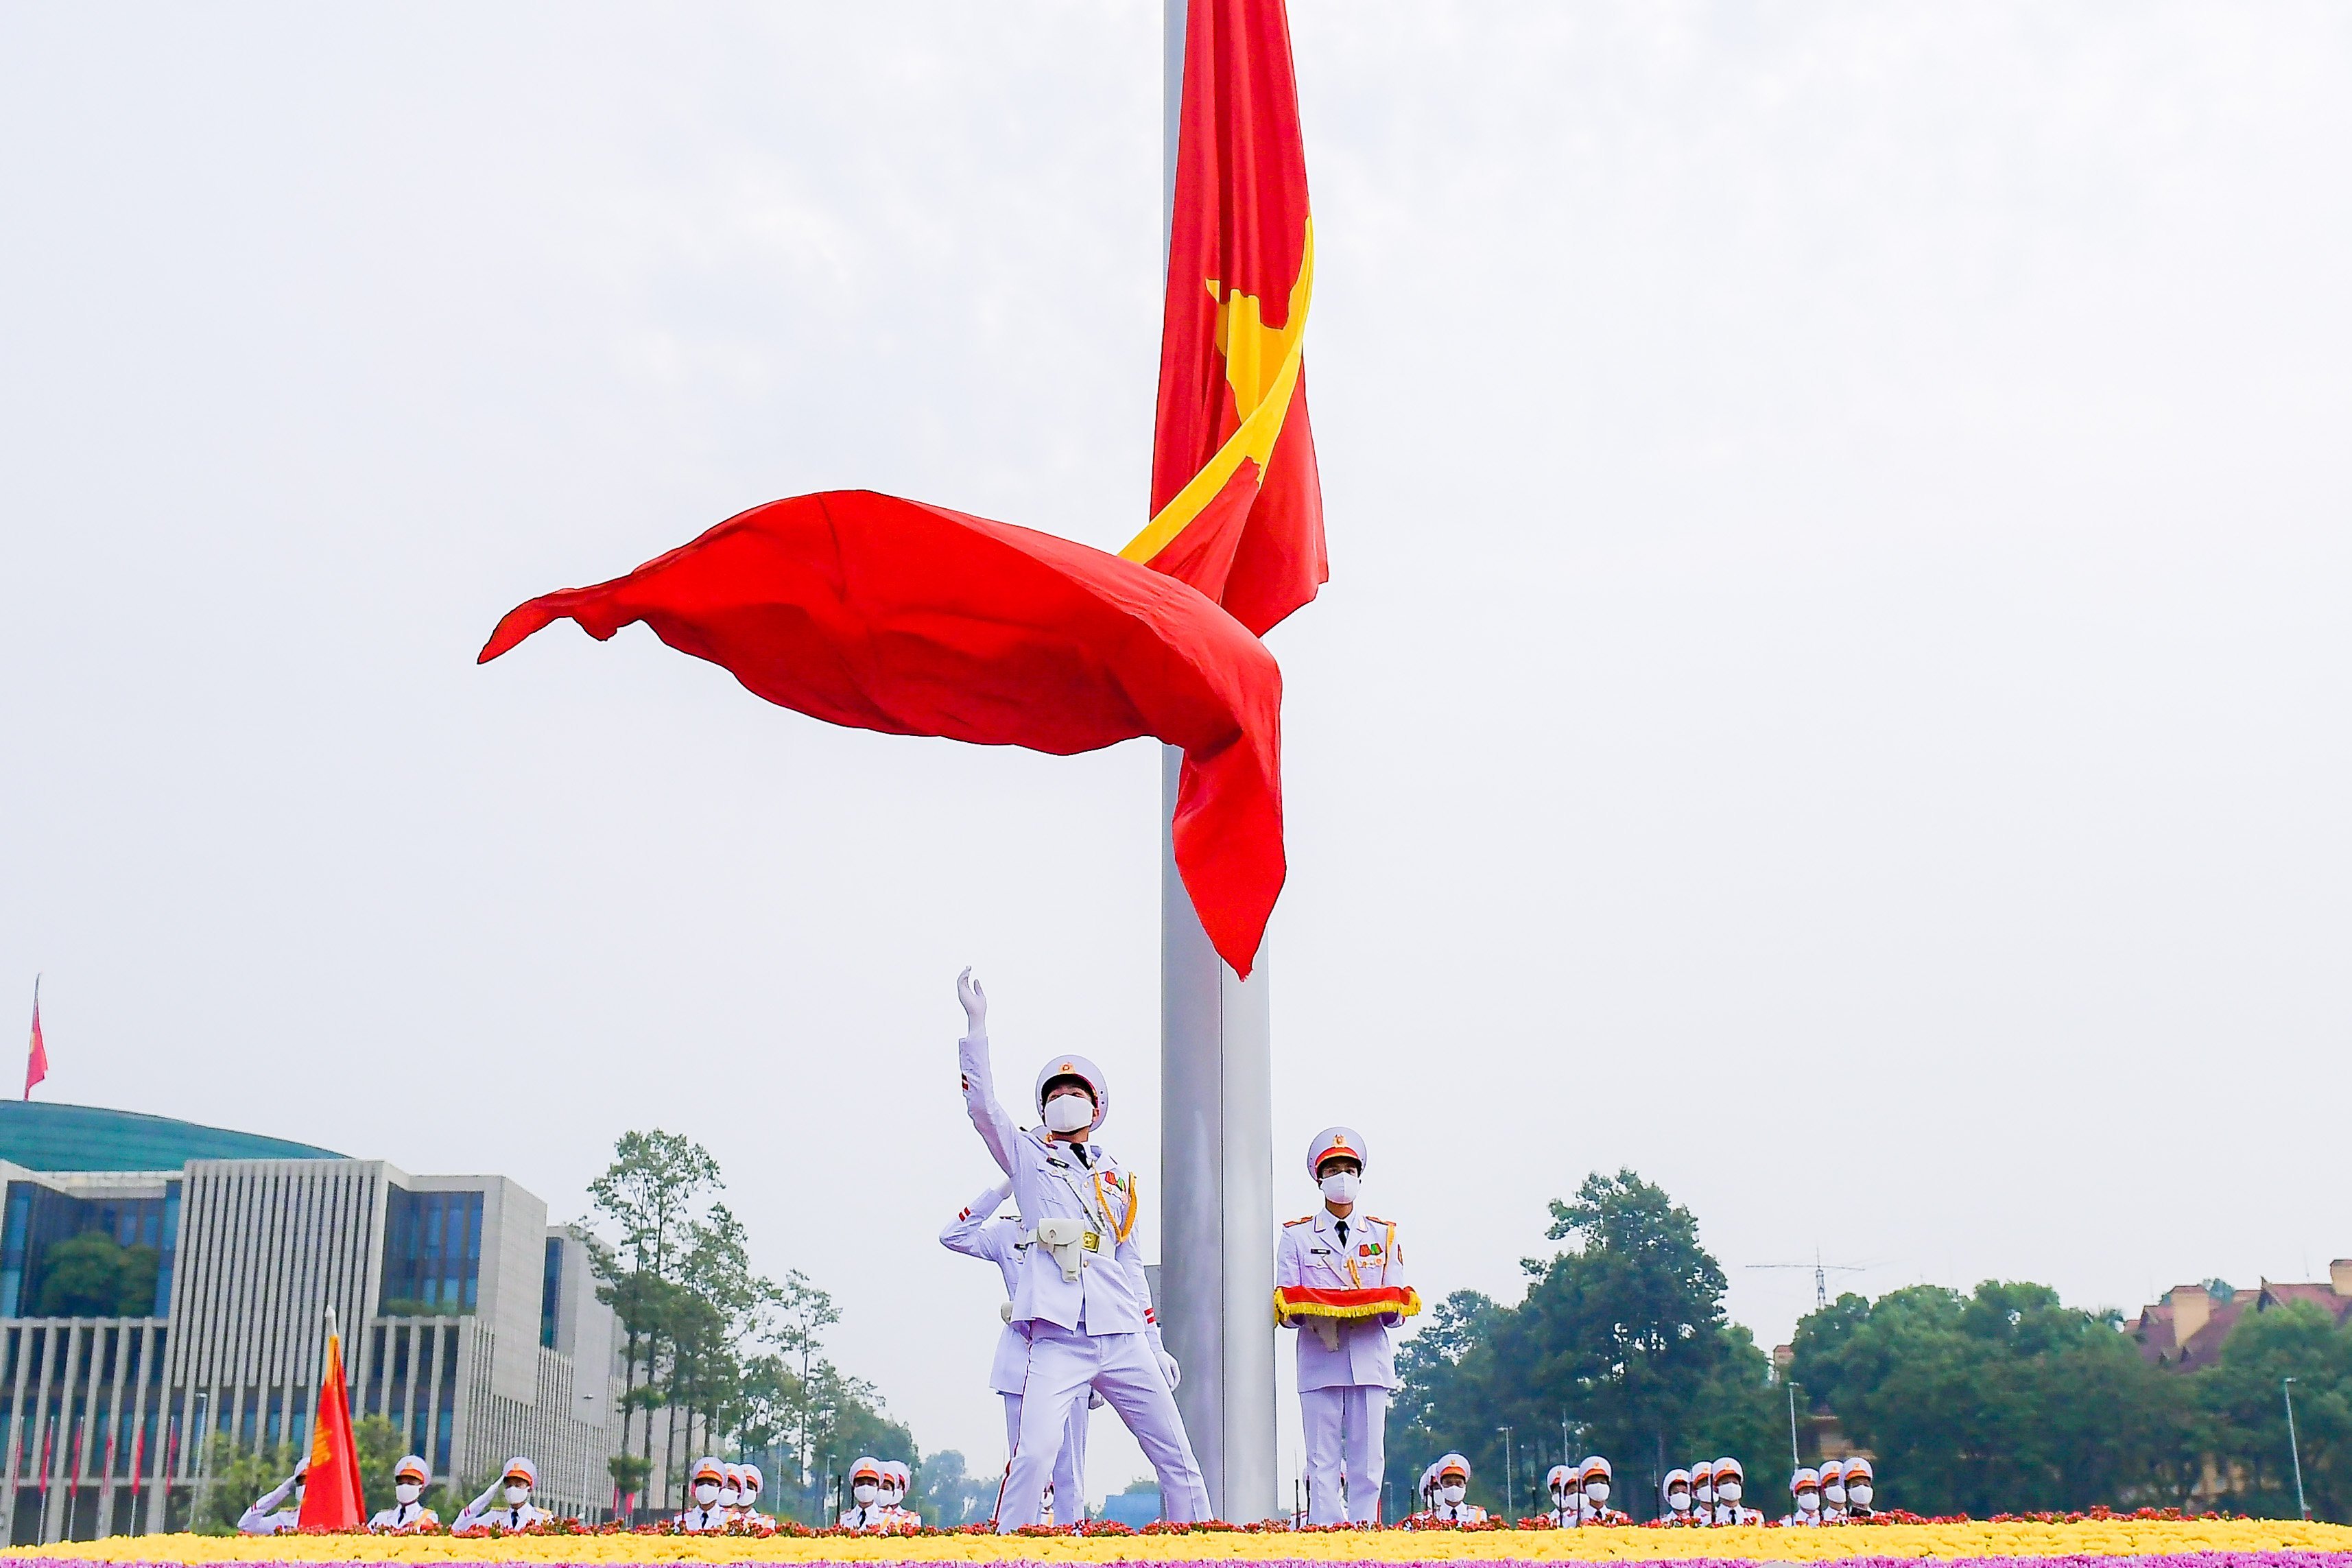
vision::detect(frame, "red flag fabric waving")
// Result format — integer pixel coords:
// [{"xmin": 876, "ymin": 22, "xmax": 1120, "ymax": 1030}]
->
[
  {"xmin": 1123, "ymin": 0, "xmax": 1325, "ymax": 638},
  {"xmin": 23, "ymin": 984, "xmax": 45, "ymax": 1102},
  {"xmin": 481, "ymin": 490, "xmax": 1285, "ymax": 977},
  {"xmin": 298, "ymin": 1330, "xmax": 364, "ymax": 1530}
]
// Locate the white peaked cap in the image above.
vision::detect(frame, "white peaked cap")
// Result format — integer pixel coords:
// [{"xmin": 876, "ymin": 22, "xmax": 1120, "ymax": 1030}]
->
[
  {"xmin": 1307, "ymin": 1126, "xmax": 1367, "ymax": 1179},
  {"xmin": 501, "ymin": 1456, "xmax": 538, "ymax": 1488},
  {"xmin": 1034, "ymin": 1055, "xmax": 1109, "ymax": 1132}
]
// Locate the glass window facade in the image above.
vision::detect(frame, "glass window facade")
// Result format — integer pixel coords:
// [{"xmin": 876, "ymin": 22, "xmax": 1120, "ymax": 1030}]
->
[
  {"xmin": 540, "ymin": 1237, "xmax": 562, "ymax": 1347},
  {"xmin": 0, "ymin": 1179, "xmax": 180, "ymax": 1318},
  {"xmin": 378, "ymin": 1189, "xmax": 483, "ymax": 1316}
]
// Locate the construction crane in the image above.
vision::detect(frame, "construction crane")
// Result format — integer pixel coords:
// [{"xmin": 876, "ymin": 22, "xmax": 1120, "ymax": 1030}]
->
[{"xmin": 1746, "ymin": 1249, "xmax": 1869, "ymax": 1309}]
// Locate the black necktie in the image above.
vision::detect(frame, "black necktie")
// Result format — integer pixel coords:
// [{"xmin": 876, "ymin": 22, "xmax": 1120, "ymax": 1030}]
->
[
  {"xmin": 1070, "ymin": 1143, "xmax": 1091, "ymax": 1167},
  {"xmin": 1335, "ymin": 1219, "xmax": 1349, "ymax": 1246}
]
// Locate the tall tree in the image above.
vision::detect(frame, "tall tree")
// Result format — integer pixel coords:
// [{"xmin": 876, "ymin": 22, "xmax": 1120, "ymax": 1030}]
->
[{"xmin": 586, "ymin": 1128, "xmax": 721, "ymax": 1507}]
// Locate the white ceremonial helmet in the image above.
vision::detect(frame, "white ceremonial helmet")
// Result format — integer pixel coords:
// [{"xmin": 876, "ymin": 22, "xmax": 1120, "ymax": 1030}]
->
[
  {"xmin": 1714, "ymin": 1457, "xmax": 1744, "ymax": 1484},
  {"xmin": 691, "ymin": 1456, "xmax": 726, "ymax": 1488},
  {"xmin": 1034, "ymin": 1055, "xmax": 1110, "ymax": 1133},
  {"xmin": 720, "ymin": 1462, "xmax": 744, "ymax": 1499},
  {"xmin": 739, "ymin": 1462, "xmax": 763, "ymax": 1498},
  {"xmin": 393, "ymin": 1454, "xmax": 430, "ymax": 1486},
  {"xmin": 1307, "ymin": 1126, "xmax": 1367, "ymax": 1180},
  {"xmin": 1582, "ymin": 1454, "xmax": 1612, "ymax": 1483},
  {"xmin": 1436, "ymin": 1452, "xmax": 1471, "ymax": 1480},
  {"xmin": 1663, "ymin": 1466, "xmax": 1692, "ymax": 1493},
  {"xmin": 501, "ymin": 1456, "xmax": 538, "ymax": 1490},
  {"xmin": 1820, "ymin": 1458, "xmax": 1845, "ymax": 1486},
  {"xmin": 1845, "ymin": 1457, "xmax": 1875, "ymax": 1483},
  {"xmin": 1545, "ymin": 1463, "xmax": 1574, "ymax": 1494},
  {"xmin": 884, "ymin": 1460, "xmax": 911, "ymax": 1495},
  {"xmin": 851, "ymin": 1456, "xmax": 882, "ymax": 1484},
  {"xmin": 1790, "ymin": 1466, "xmax": 1820, "ymax": 1494}
]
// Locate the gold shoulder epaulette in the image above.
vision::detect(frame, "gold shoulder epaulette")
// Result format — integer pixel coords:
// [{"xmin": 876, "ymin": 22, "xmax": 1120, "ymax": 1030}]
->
[
  {"xmin": 1284, "ymin": 1213, "xmax": 1315, "ymax": 1226},
  {"xmin": 1365, "ymin": 1214, "xmax": 1394, "ymax": 1226}
]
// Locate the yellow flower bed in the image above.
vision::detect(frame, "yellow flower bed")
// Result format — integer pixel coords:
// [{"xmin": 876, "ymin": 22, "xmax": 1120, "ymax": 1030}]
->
[{"xmin": 17, "ymin": 1519, "xmax": 2352, "ymax": 1564}]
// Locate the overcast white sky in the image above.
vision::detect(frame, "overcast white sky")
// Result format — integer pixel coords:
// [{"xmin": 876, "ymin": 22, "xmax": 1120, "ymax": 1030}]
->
[{"xmin": 4, "ymin": 0, "xmax": 2349, "ymax": 1503}]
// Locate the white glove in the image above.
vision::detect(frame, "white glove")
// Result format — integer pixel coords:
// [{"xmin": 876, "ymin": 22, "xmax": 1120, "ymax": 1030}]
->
[
  {"xmin": 1156, "ymin": 1350, "xmax": 1182, "ymax": 1390},
  {"xmin": 957, "ymin": 967, "xmax": 987, "ymax": 1034}
]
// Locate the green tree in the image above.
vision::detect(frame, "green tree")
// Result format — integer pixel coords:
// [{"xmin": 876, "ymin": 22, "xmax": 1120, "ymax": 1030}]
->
[
  {"xmin": 2196, "ymin": 1300, "xmax": 2352, "ymax": 1518},
  {"xmin": 586, "ymin": 1129, "xmax": 722, "ymax": 1508},
  {"xmin": 1392, "ymin": 1170, "xmax": 1777, "ymax": 1516}
]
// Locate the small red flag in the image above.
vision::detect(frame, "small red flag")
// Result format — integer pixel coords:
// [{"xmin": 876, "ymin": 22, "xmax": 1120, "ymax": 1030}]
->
[
  {"xmin": 297, "ymin": 1330, "xmax": 364, "ymax": 1530},
  {"xmin": 1125, "ymin": 0, "xmax": 1326, "ymax": 638},
  {"xmin": 23, "ymin": 979, "xmax": 46, "ymax": 1102}
]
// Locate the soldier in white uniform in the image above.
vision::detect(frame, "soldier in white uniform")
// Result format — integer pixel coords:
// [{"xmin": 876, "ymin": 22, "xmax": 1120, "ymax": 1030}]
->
[
  {"xmin": 237, "ymin": 1459, "xmax": 305, "ymax": 1534},
  {"xmin": 840, "ymin": 1457, "xmax": 888, "ymax": 1528},
  {"xmin": 1818, "ymin": 1458, "xmax": 1848, "ymax": 1521},
  {"xmin": 1418, "ymin": 1453, "xmax": 1485, "ymax": 1523},
  {"xmin": 717, "ymin": 1462, "xmax": 744, "ymax": 1519},
  {"xmin": 1709, "ymin": 1457, "xmax": 1761, "ymax": 1524},
  {"xmin": 1276, "ymin": 1126, "xmax": 1410, "ymax": 1525},
  {"xmin": 1660, "ymin": 1466, "xmax": 1696, "ymax": 1523},
  {"xmin": 883, "ymin": 1460, "xmax": 919, "ymax": 1525},
  {"xmin": 1843, "ymin": 1456, "xmax": 1879, "ymax": 1518},
  {"xmin": 954, "ymin": 969, "xmax": 1211, "ymax": 1530},
  {"xmin": 1783, "ymin": 1466, "xmax": 1824, "ymax": 1525},
  {"xmin": 368, "ymin": 1453, "xmax": 440, "ymax": 1533},
  {"xmin": 676, "ymin": 1456, "xmax": 730, "ymax": 1532},
  {"xmin": 940, "ymin": 1177, "xmax": 1092, "ymax": 1523},
  {"xmin": 736, "ymin": 1462, "xmax": 774, "ymax": 1531},
  {"xmin": 1688, "ymin": 1459, "xmax": 1715, "ymax": 1522},
  {"xmin": 1543, "ymin": 1464, "xmax": 1579, "ymax": 1525},
  {"xmin": 454, "ymin": 1456, "xmax": 552, "ymax": 1532}
]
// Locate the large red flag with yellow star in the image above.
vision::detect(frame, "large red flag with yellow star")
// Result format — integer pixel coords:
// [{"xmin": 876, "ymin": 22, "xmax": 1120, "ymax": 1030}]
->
[{"xmin": 1122, "ymin": 0, "xmax": 1325, "ymax": 638}]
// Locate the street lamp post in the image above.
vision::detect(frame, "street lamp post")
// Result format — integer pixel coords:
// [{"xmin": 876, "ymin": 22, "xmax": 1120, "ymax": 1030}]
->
[
  {"xmin": 1497, "ymin": 1427, "xmax": 1514, "ymax": 1520},
  {"xmin": 2283, "ymin": 1378, "xmax": 2309, "ymax": 1521},
  {"xmin": 1786, "ymin": 1381, "xmax": 1803, "ymax": 1474}
]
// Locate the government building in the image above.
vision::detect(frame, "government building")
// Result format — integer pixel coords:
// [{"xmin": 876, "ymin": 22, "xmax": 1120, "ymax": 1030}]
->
[{"xmin": 0, "ymin": 1101, "xmax": 628, "ymax": 1543}]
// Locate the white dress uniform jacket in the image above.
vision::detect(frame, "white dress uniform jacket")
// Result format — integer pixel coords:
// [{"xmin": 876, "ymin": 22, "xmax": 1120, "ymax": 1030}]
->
[
  {"xmin": 237, "ymin": 1478, "xmax": 302, "ymax": 1536},
  {"xmin": 455, "ymin": 1497, "xmax": 552, "ymax": 1532},
  {"xmin": 367, "ymin": 1501, "xmax": 440, "ymax": 1533},
  {"xmin": 1276, "ymin": 1209, "xmax": 1407, "ymax": 1390}
]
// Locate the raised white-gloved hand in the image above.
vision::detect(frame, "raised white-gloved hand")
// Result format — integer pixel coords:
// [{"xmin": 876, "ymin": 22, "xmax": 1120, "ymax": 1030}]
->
[
  {"xmin": 957, "ymin": 968, "xmax": 987, "ymax": 1034},
  {"xmin": 1156, "ymin": 1350, "xmax": 1182, "ymax": 1390}
]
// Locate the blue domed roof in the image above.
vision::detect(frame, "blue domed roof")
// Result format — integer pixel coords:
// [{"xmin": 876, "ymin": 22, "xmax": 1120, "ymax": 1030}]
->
[{"xmin": 0, "ymin": 1101, "xmax": 344, "ymax": 1172}]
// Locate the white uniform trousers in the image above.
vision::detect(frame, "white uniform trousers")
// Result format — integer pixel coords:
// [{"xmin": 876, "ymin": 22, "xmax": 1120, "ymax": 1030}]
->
[
  {"xmin": 1300, "ymin": 1384, "xmax": 1387, "ymax": 1525},
  {"xmin": 997, "ymin": 1325, "xmax": 1209, "ymax": 1531},
  {"xmin": 1001, "ymin": 1388, "xmax": 1091, "ymax": 1524}
]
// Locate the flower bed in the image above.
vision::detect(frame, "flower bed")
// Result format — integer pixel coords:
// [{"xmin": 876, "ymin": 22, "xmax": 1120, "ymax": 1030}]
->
[{"xmin": 10, "ymin": 1520, "xmax": 2352, "ymax": 1565}]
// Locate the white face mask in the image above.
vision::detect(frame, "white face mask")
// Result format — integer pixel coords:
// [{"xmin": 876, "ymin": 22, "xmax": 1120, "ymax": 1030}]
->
[
  {"xmin": 694, "ymin": 1483, "xmax": 720, "ymax": 1506},
  {"xmin": 1798, "ymin": 1491, "xmax": 1820, "ymax": 1512},
  {"xmin": 1667, "ymin": 1490, "xmax": 1690, "ymax": 1511},
  {"xmin": 1439, "ymin": 1483, "xmax": 1466, "ymax": 1505},
  {"xmin": 503, "ymin": 1485, "xmax": 530, "ymax": 1506},
  {"xmin": 1718, "ymin": 1480, "xmax": 1741, "ymax": 1501},
  {"xmin": 1320, "ymin": 1172, "xmax": 1359, "ymax": 1204},
  {"xmin": 1694, "ymin": 1482, "xmax": 1713, "ymax": 1502},
  {"xmin": 1043, "ymin": 1093, "xmax": 1094, "ymax": 1134},
  {"xmin": 1825, "ymin": 1482, "xmax": 1846, "ymax": 1503},
  {"xmin": 1585, "ymin": 1481, "xmax": 1609, "ymax": 1503},
  {"xmin": 1849, "ymin": 1483, "xmax": 1873, "ymax": 1506},
  {"xmin": 720, "ymin": 1487, "xmax": 740, "ymax": 1506},
  {"xmin": 395, "ymin": 1483, "xmax": 423, "ymax": 1504},
  {"xmin": 853, "ymin": 1483, "xmax": 878, "ymax": 1505}
]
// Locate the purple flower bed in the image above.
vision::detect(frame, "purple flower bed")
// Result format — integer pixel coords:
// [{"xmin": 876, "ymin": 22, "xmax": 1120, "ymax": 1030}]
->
[{"xmin": 10, "ymin": 1556, "xmax": 2349, "ymax": 1568}]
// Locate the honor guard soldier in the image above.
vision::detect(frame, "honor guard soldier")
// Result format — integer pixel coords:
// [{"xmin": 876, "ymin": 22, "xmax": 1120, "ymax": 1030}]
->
[
  {"xmin": 955, "ymin": 969, "xmax": 1211, "ymax": 1530},
  {"xmin": 1843, "ymin": 1457, "xmax": 1879, "ymax": 1518},
  {"xmin": 1276, "ymin": 1126, "xmax": 1416, "ymax": 1525},
  {"xmin": 1661, "ymin": 1466, "xmax": 1696, "ymax": 1523},
  {"xmin": 717, "ymin": 1462, "xmax": 744, "ymax": 1519},
  {"xmin": 237, "ymin": 1459, "xmax": 306, "ymax": 1534},
  {"xmin": 455, "ymin": 1456, "xmax": 551, "ymax": 1532},
  {"xmin": 842, "ymin": 1458, "xmax": 888, "ymax": 1528},
  {"xmin": 940, "ymin": 1176, "xmax": 1093, "ymax": 1525},
  {"xmin": 1415, "ymin": 1453, "xmax": 1485, "ymax": 1523},
  {"xmin": 368, "ymin": 1454, "xmax": 440, "ymax": 1533},
  {"xmin": 1543, "ymin": 1464, "xmax": 1578, "ymax": 1525},
  {"xmin": 1783, "ymin": 1466, "xmax": 1824, "ymax": 1525},
  {"xmin": 1818, "ymin": 1458, "xmax": 1847, "ymax": 1521},
  {"xmin": 677, "ymin": 1456, "xmax": 730, "ymax": 1532},
  {"xmin": 883, "ymin": 1461, "xmax": 919, "ymax": 1526},
  {"xmin": 736, "ymin": 1462, "xmax": 774, "ymax": 1532},
  {"xmin": 1710, "ymin": 1457, "xmax": 1761, "ymax": 1524},
  {"xmin": 1579, "ymin": 1456, "xmax": 1627, "ymax": 1523},
  {"xmin": 1689, "ymin": 1459, "xmax": 1715, "ymax": 1522}
]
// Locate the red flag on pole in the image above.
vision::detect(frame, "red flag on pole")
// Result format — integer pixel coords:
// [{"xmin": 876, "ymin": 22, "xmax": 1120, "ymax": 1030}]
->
[
  {"xmin": 24, "ymin": 977, "xmax": 46, "ymax": 1101},
  {"xmin": 297, "ymin": 1328, "xmax": 364, "ymax": 1530},
  {"xmin": 1124, "ymin": 0, "xmax": 1326, "ymax": 638},
  {"xmin": 482, "ymin": 490, "xmax": 1286, "ymax": 976}
]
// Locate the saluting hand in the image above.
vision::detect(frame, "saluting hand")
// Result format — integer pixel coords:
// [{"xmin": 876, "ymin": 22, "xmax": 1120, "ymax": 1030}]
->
[{"xmin": 957, "ymin": 967, "xmax": 987, "ymax": 1032}]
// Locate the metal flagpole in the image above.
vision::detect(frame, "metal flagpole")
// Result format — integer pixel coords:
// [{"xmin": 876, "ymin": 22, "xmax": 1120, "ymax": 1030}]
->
[{"xmin": 1157, "ymin": 0, "xmax": 1277, "ymax": 1521}]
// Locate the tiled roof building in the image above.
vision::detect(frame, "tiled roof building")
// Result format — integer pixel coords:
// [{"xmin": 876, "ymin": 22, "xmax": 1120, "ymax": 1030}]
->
[{"xmin": 2132, "ymin": 1263, "xmax": 2352, "ymax": 1370}]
